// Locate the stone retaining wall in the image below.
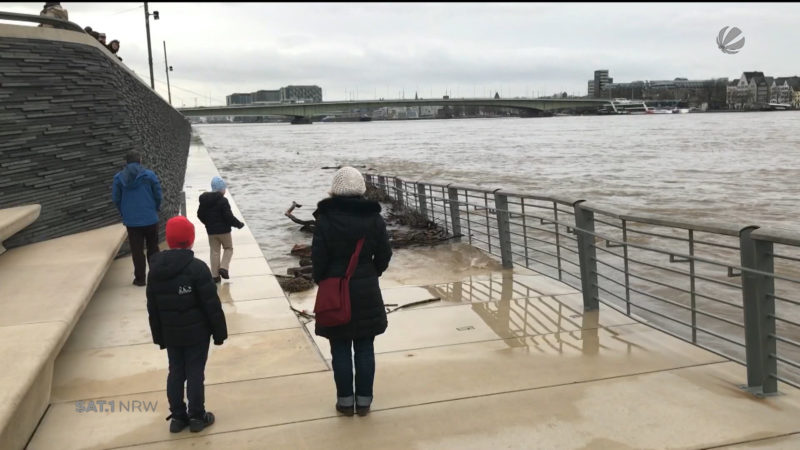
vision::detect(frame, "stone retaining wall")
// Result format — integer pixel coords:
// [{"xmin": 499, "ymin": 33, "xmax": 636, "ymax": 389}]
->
[{"xmin": 0, "ymin": 29, "xmax": 190, "ymax": 248}]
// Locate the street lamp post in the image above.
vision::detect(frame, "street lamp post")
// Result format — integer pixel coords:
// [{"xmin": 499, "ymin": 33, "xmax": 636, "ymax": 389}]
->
[
  {"xmin": 143, "ymin": 2, "xmax": 159, "ymax": 90},
  {"xmin": 163, "ymin": 41, "xmax": 172, "ymax": 105}
]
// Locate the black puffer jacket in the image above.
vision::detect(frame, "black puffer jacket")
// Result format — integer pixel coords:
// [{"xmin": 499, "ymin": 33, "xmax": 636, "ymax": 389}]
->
[
  {"xmin": 197, "ymin": 192, "xmax": 244, "ymax": 235},
  {"xmin": 312, "ymin": 196, "xmax": 392, "ymax": 340},
  {"xmin": 146, "ymin": 249, "xmax": 228, "ymax": 348}
]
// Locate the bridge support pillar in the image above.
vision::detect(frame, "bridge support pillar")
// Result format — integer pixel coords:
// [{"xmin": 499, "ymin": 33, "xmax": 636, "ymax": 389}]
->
[{"xmin": 290, "ymin": 116, "xmax": 312, "ymax": 125}]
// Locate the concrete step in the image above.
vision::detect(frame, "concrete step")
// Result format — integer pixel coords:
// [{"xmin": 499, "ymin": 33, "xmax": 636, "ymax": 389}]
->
[
  {"xmin": 0, "ymin": 224, "xmax": 127, "ymax": 450},
  {"xmin": 0, "ymin": 204, "xmax": 41, "ymax": 255}
]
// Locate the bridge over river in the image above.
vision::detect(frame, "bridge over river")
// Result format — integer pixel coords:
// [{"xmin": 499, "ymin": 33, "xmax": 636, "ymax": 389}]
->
[{"xmin": 178, "ymin": 98, "xmax": 612, "ymax": 123}]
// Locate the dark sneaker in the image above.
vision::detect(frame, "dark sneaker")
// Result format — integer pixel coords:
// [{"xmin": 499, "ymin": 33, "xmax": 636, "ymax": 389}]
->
[
  {"xmin": 356, "ymin": 405, "xmax": 371, "ymax": 417},
  {"xmin": 133, "ymin": 279, "xmax": 146, "ymax": 287},
  {"xmin": 166, "ymin": 414, "xmax": 189, "ymax": 433},
  {"xmin": 189, "ymin": 411, "xmax": 215, "ymax": 432},
  {"xmin": 213, "ymin": 276, "xmax": 221, "ymax": 283},
  {"xmin": 219, "ymin": 268, "xmax": 229, "ymax": 279},
  {"xmin": 335, "ymin": 403, "xmax": 354, "ymax": 416}
]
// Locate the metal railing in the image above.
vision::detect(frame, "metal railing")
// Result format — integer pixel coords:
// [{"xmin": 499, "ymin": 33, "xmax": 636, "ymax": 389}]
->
[
  {"xmin": 366, "ymin": 173, "xmax": 800, "ymax": 395},
  {"xmin": 0, "ymin": 11, "xmax": 86, "ymax": 32}
]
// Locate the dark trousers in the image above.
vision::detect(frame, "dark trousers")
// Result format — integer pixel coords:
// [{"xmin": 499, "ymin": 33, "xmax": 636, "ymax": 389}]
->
[
  {"xmin": 166, "ymin": 339, "xmax": 210, "ymax": 419},
  {"xmin": 329, "ymin": 336, "xmax": 375, "ymax": 406},
  {"xmin": 127, "ymin": 223, "xmax": 159, "ymax": 282}
]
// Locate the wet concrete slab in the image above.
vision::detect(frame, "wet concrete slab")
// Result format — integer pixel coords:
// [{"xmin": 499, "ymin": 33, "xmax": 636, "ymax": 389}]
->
[
  {"xmin": 306, "ymin": 292, "xmax": 636, "ymax": 357},
  {"xmin": 81, "ymin": 264, "xmax": 284, "ymax": 316},
  {"xmin": 51, "ymin": 327, "xmax": 325, "ymax": 403},
  {"xmin": 715, "ymin": 433, "xmax": 800, "ymax": 449},
  {"xmin": 103, "ymin": 363, "xmax": 800, "ymax": 450},
  {"xmin": 63, "ymin": 296, "xmax": 300, "ymax": 351},
  {"xmin": 192, "ymin": 242, "xmax": 267, "ymax": 260},
  {"xmin": 31, "ymin": 349, "xmax": 800, "ymax": 450}
]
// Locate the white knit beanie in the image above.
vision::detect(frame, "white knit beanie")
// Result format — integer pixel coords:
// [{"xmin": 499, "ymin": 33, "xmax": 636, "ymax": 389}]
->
[{"xmin": 329, "ymin": 166, "xmax": 366, "ymax": 197}]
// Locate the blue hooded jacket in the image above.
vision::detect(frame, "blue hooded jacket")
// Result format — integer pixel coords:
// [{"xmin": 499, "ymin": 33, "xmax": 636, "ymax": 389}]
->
[{"xmin": 111, "ymin": 162, "xmax": 162, "ymax": 227}]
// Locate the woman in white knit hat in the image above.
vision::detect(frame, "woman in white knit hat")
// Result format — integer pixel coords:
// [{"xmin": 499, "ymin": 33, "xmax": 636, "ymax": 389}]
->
[{"xmin": 311, "ymin": 166, "xmax": 393, "ymax": 417}]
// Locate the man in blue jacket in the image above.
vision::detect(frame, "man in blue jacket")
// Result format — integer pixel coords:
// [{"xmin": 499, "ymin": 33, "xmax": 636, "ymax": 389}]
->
[{"xmin": 112, "ymin": 150, "xmax": 163, "ymax": 286}]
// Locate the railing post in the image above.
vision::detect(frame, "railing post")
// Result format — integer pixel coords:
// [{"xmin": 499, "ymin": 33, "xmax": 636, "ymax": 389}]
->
[
  {"xmin": 378, "ymin": 175, "xmax": 387, "ymax": 195},
  {"xmin": 416, "ymin": 182, "xmax": 428, "ymax": 219},
  {"xmin": 494, "ymin": 191, "xmax": 513, "ymax": 269},
  {"xmin": 394, "ymin": 178, "xmax": 404, "ymax": 206},
  {"xmin": 739, "ymin": 226, "xmax": 778, "ymax": 395},
  {"xmin": 573, "ymin": 200, "xmax": 599, "ymax": 311}
]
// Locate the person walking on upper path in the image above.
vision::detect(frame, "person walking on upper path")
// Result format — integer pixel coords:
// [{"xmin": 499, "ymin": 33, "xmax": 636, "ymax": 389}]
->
[
  {"xmin": 112, "ymin": 150, "xmax": 163, "ymax": 286},
  {"xmin": 146, "ymin": 216, "xmax": 226, "ymax": 433},
  {"xmin": 311, "ymin": 166, "xmax": 393, "ymax": 417},
  {"xmin": 197, "ymin": 176, "xmax": 244, "ymax": 283},
  {"xmin": 38, "ymin": 2, "xmax": 68, "ymax": 27}
]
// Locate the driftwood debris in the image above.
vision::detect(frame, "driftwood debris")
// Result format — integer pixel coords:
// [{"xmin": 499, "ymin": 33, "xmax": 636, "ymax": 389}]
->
[
  {"xmin": 276, "ymin": 274, "xmax": 314, "ymax": 293},
  {"xmin": 280, "ymin": 186, "xmax": 457, "ymax": 293},
  {"xmin": 285, "ymin": 201, "xmax": 315, "ymax": 232},
  {"xmin": 290, "ymin": 244, "xmax": 312, "ymax": 258},
  {"xmin": 321, "ymin": 165, "xmax": 368, "ymax": 170}
]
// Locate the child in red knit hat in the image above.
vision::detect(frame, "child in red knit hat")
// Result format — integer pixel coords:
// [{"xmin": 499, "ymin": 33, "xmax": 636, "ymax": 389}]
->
[{"xmin": 146, "ymin": 216, "xmax": 227, "ymax": 433}]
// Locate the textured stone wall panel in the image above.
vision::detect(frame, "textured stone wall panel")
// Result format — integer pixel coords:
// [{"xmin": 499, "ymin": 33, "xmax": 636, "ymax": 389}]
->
[{"xmin": 0, "ymin": 37, "xmax": 191, "ymax": 248}]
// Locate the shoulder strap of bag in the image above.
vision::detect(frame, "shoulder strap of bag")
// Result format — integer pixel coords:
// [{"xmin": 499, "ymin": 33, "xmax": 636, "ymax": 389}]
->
[{"xmin": 344, "ymin": 237, "xmax": 366, "ymax": 279}]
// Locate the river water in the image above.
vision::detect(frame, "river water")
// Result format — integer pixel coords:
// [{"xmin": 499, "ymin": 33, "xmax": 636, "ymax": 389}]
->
[
  {"xmin": 193, "ymin": 112, "xmax": 800, "ymax": 383},
  {"xmin": 194, "ymin": 112, "xmax": 800, "ymax": 268}
]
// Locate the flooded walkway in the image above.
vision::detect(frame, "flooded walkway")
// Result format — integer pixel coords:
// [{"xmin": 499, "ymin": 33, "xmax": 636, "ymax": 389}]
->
[{"xmin": 27, "ymin": 141, "xmax": 800, "ymax": 449}]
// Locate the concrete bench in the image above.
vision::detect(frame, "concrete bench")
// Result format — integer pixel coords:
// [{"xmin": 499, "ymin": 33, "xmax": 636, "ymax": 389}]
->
[
  {"xmin": 0, "ymin": 205, "xmax": 41, "ymax": 255},
  {"xmin": 0, "ymin": 224, "xmax": 126, "ymax": 450}
]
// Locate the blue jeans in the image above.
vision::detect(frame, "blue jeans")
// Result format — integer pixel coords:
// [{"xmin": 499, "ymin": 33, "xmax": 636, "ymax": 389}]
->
[{"xmin": 329, "ymin": 336, "xmax": 375, "ymax": 407}]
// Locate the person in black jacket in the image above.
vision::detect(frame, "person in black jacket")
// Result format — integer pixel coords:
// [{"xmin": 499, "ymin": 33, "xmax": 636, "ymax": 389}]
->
[
  {"xmin": 197, "ymin": 176, "xmax": 244, "ymax": 283},
  {"xmin": 147, "ymin": 216, "xmax": 228, "ymax": 433},
  {"xmin": 312, "ymin": 167, "xmax": 392, "ymax": 417}
]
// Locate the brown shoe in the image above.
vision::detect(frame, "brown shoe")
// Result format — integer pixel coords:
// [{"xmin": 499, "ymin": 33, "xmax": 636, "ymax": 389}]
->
[
  {"xmin": 213, "ymin": 276, "xmax": 221, "ymax": 283},
  {"xmin": 219, "ymin": 268, "xmax": 229, "ymax": 279}
]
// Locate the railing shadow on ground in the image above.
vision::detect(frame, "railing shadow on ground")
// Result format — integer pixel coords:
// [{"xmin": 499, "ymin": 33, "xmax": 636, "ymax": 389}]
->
[{"xmin": 366, "ymin": 173, "xmax": 800, "ymax": 396}]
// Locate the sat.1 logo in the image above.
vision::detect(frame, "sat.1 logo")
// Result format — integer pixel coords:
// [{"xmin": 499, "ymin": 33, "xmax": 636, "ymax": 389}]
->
[{"xmin": 717, "ymin": 26, "xmax": 745, "ymax": 54}]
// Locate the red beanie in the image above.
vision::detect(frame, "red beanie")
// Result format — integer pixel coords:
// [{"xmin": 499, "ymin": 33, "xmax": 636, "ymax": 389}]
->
[{"xmin": 166, "ymin": 216, "xmax": 195, "ymax": 249}]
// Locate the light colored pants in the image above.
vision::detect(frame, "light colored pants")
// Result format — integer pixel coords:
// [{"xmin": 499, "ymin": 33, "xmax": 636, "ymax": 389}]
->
[{"xmin": 209, "ymin": 233, "xmax": 233, "ymax": 277}]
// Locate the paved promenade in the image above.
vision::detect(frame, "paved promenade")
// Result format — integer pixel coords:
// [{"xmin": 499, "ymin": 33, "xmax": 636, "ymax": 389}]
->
[{"xmin": 27, "ymin": 141, "xmax": 800, "ymax": 449}]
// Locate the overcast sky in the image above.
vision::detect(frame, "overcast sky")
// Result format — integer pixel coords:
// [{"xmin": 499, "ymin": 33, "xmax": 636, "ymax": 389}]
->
[{"xmin": 4, "ymin": 2, "xmax": 800, "ymax": 106}]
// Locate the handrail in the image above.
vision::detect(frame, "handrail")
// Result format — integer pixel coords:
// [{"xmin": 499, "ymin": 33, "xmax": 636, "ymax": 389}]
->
[
  {"xmin": 365, "ymin": 172, "xmax": 800, "ymax": 395},
  {"xmin": 0, "ymin": 10, "xmax": 86, "ymax": 33}
]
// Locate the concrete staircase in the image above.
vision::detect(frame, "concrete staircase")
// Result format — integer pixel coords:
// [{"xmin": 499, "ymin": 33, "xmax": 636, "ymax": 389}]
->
[
  {"xmin": 0, "ymin": 206, "xmax": 126, "ymax": 449},
  {"xmin": 0, "ymin": 205, "xmax": 41, "ymax": 255}
]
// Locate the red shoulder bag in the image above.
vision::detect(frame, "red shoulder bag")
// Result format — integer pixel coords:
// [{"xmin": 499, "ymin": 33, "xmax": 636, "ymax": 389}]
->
[{"xmin": 314, "ymin": 237, "xmax": 365, "ymax": 327}]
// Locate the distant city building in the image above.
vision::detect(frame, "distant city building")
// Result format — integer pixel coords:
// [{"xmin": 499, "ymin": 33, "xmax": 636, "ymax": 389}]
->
[
  {"xmin": 773, "ymin": 76, "xmax": 800, "ymax": 104},
  {"xmin": 587, "ymin": 70, "xmax": 612, "ymax": 98},
  {"xmin": 280, "ymin": 85, "xmax": 322, "ymax": 103},
  {"xmin": 601, "ymin": 77, "xmax": 728, "ymax": 109},
  {"xmin": 253, "ymin": 89, "xmax": 281, "ymax": 103},
  {"xmin": 727, "ymin": 72, "xmax": 800, "ymax": 109},
  {"xmin": 226, "ymin": 92, "xmax": 253, "ymax": 105},
  {"xmin": 226, "ymin": 85, "xmax": 323, "ymax": 106}
]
